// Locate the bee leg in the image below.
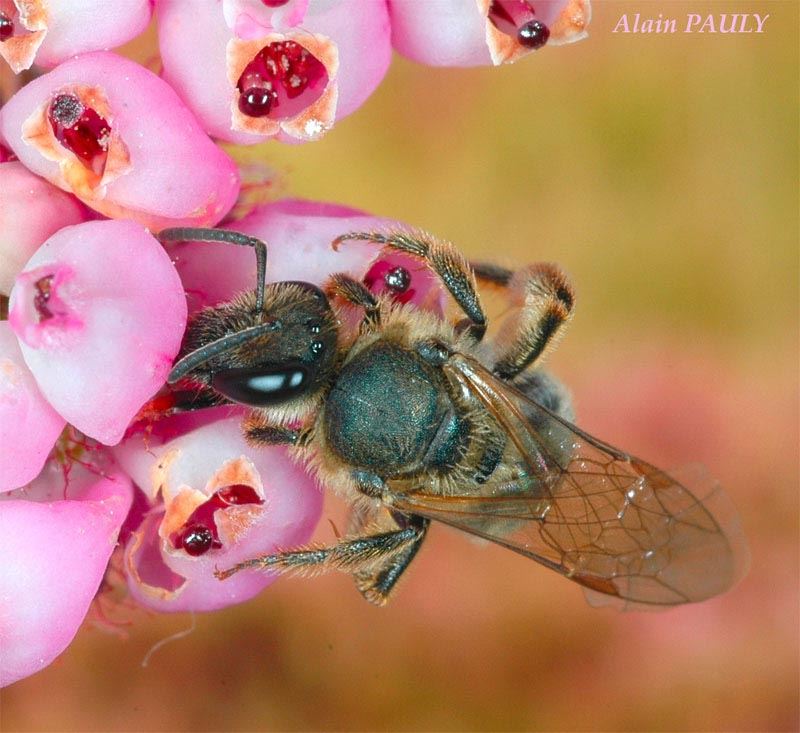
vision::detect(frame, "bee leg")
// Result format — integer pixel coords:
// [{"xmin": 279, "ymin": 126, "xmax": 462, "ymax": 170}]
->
[
  {"xmin": 476, "ymin": 262, "xmax": 575, "ymax": 380},
  {"xmin": 158, "ymin": 227, "xmax": 268, "ymax": 313},
  {"xmin": 243, "ymin": 413, "xmax": 307, "ymax": 446},
  {"xmin": 353, "ymin": 514, "xmax": 429, "ymax": 605},
  {"xmin": 325, "ymin": 273, "xmax": 381, "ymax": 328},
  {"xmin": 351, "ymin": 469, "xmax": 387, "ymax": 498},
  {"xmin": 214, "ymin": 523, "xmax": 426, "ymax": 588},
  {"xmin": 471, "ymin": 261, "xmax": 514, "ymax": 287},
  {"xmin": 333, "ymin": 230, "xmax": 486, "ymax": 341}
]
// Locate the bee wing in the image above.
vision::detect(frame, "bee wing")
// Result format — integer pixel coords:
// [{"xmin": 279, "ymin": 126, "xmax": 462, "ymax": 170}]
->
[{"xmin": 387, "ymin": 354, "xmax": 749, "ymax": 608}]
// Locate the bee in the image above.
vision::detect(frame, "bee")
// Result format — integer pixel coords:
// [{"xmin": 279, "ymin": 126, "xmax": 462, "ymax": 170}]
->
[{"xmin": 158, "ymin": 226, "xmax": 747, "ymax": 608}]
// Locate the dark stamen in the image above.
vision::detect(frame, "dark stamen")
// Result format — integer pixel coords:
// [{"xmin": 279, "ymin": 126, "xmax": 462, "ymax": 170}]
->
[
  {"xmin": 33, "ymin": 275, "xmax": 55, "ymax": 321},
  {"xmin": 518, "ymin": 20, "xmax": 550, "ymax": 49},
  {"xmin": 385, "ymin": 266, "xmax": 411, "ymax": 294}
]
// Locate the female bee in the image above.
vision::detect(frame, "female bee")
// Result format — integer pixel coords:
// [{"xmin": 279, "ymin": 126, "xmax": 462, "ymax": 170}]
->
[{"xmin": 158, "ymin": 227, "xmax": 747, "ymax": 608}]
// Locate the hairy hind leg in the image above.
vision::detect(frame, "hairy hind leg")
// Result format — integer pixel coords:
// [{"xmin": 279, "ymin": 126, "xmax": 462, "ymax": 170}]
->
[
  {"xmin": 214, "ymin": 520, "xmax": 426, "ymax": 591},
  {"xmin": 472, "ymin": 262, "xmax": 575, "ymax": 380},
  {"xmin": 348, "ymin": 507, "xmax": 429, "ymax": 605}
]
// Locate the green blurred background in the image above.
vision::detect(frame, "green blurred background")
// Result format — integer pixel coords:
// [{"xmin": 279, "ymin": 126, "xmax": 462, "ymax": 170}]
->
[{"xmin": 3, "ymin": 1, "xmax": 798, "ymax": 730}]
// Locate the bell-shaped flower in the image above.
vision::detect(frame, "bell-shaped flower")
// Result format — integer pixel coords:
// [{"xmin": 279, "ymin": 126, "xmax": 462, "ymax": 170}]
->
[
  {"xmin": 113, "ymin": 410, "xmax": 322, "ymax": 612},
  {"xmin": 169, "ymin": 197, "xmax": 446, "ymax": 315},
  {"xmin": 157, "ymin": 0, "xmax": 391, "ymax": 143},
  {"xmin": 8, "ymin": 219, "xmax": 187, "ymax": 445},
  {"xmin": 0, "ymin": 52, "xmax": 240, "ymax": 230},
  {"xmin": 389, "ymin": 0, "xmax": 591, "ymax": 66}
]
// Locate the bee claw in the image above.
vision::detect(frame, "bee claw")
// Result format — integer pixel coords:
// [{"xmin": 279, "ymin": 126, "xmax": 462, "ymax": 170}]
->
[{"xmin": 213, "ymin": 566, "xmax": 236, "ymax": 581}]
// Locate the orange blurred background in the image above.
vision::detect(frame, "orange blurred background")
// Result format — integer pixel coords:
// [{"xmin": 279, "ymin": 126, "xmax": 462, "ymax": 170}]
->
[{"xmin": 2, "ymin": 1, "xmax": 798, "ymax": 730}]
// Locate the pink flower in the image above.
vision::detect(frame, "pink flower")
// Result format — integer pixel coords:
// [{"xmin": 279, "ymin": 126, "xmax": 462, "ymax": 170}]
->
[
  {"xmin": 0, "ymin": 52, "xmax": 240, "ymax": 230},
  {"xmin": 0, "ymin": 322, "xmax": 64, "ymax": 492},
  {"xmin": 0, "ymin": 456, "xmax": 133, "ymax": 687},
  {"xmin": 157, "ymin": 0, "xmax": 392, "ymax": 143},
  {"xmin": 0, "ymin": 160, "xmax": 87, "ymax": 294},
  {"xmin": 0, "ymin": 0, "xmax": 152, "ymax": 73},
  {"xmin": 114, "ymin": 409, "xmax": 322, "ymax": 612},
  {"xmin": 8, "ymin": 219, "xmax": 187, "ymax": 446},
  {"xmin": 389, "ymin": 0, "xmax": 591, "ymax": 66}
]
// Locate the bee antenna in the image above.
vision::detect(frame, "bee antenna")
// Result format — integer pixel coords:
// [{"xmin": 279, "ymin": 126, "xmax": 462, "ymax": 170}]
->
[
  {"xmin": 167, "ymin": 320, "xmax": 282, "ymax": 383},
  {"xmin": 158, "ymin": 227, "xmax": 268, "ymax": 313}
]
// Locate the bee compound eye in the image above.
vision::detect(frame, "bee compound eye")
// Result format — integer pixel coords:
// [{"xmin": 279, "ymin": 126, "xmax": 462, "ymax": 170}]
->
[{"xmin": 211, "ymin": 365, "xmax": 310, "ymax": 406}]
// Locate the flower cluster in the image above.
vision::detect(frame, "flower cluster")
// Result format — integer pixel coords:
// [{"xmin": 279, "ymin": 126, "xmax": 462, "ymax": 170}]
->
[{"xmin": 0, "ymin": 0, "xmax": 590, "ymax": 687}]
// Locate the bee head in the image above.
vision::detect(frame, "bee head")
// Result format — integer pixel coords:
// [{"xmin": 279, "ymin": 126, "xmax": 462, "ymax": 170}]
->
[{"xmin": 169, "ymin": 281, "xmax": 339, "ymax": 408}]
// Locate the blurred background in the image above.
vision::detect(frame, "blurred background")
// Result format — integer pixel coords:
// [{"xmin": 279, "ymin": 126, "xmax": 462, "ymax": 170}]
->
[{"xmin": 3, "ymin": 1, "xmax": 798, "ymax": 730}]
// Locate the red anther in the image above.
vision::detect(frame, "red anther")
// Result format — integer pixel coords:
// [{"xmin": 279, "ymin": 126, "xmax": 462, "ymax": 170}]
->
[
  {"xmin": 0, "ymin": 11, "xmax": 13, "ymax": 42},
  {"xmin": 48, "ymin": 94, "xmax": 111, "ymax": 175},
  {"xmin": 236, "ymin": 40, "xmax": 328, "ymax": 120},
  {"xmin": 171, "ymin": 484, "xmax": 264, "ymax": 555}
]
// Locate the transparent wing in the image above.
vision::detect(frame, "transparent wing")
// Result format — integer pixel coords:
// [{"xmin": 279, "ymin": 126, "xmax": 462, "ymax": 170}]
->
[{"xmin": 386, "ymin": 354, "xmax": 749, "ymax": 608}]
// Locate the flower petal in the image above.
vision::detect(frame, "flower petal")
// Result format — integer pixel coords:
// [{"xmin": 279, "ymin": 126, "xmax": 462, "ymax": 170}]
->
[
  {"xmin": 0, "ymin": 161, "xmax": 86, "ymax": 295},
  {"xmin": 0, "ymin": 322, "xmax": 65, "ymax": 492},
  {"xmin": 223, "ymin": 0, "xmax": 309, "ymax": 35}
]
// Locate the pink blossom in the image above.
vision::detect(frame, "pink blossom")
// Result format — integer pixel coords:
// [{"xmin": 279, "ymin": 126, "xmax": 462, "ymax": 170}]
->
[
  {"xmin": 0, "ymin": 322, "xmax": 64, "ymax": 492},
  {"xmin": 389, "ymin": 0, "xmax": 591, "ymax": 66},
  {"xmin": 0, "ymin": 458, "xmax": 133, "ymax": 687},
  {"xmin": 0, "ymin": 52, "xmax": 240, "ymax": 230},
  {"xmin": 0, "ymin": 160, "xmax": 87, "ymax": 294},
  {"xmin": 113, "ymin": 410, "xmax": 322, "ymax": 612},
  {"xmin": 0, "ymin": 0, "xmax": 151, "ymax": 74},
  {"xmin": 157, "ymin": 0, "xmax": 391, "ymax": 143},
  {"xmin": 8, "ymin": 219, "xmax": 187, "ymax": 445}
]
